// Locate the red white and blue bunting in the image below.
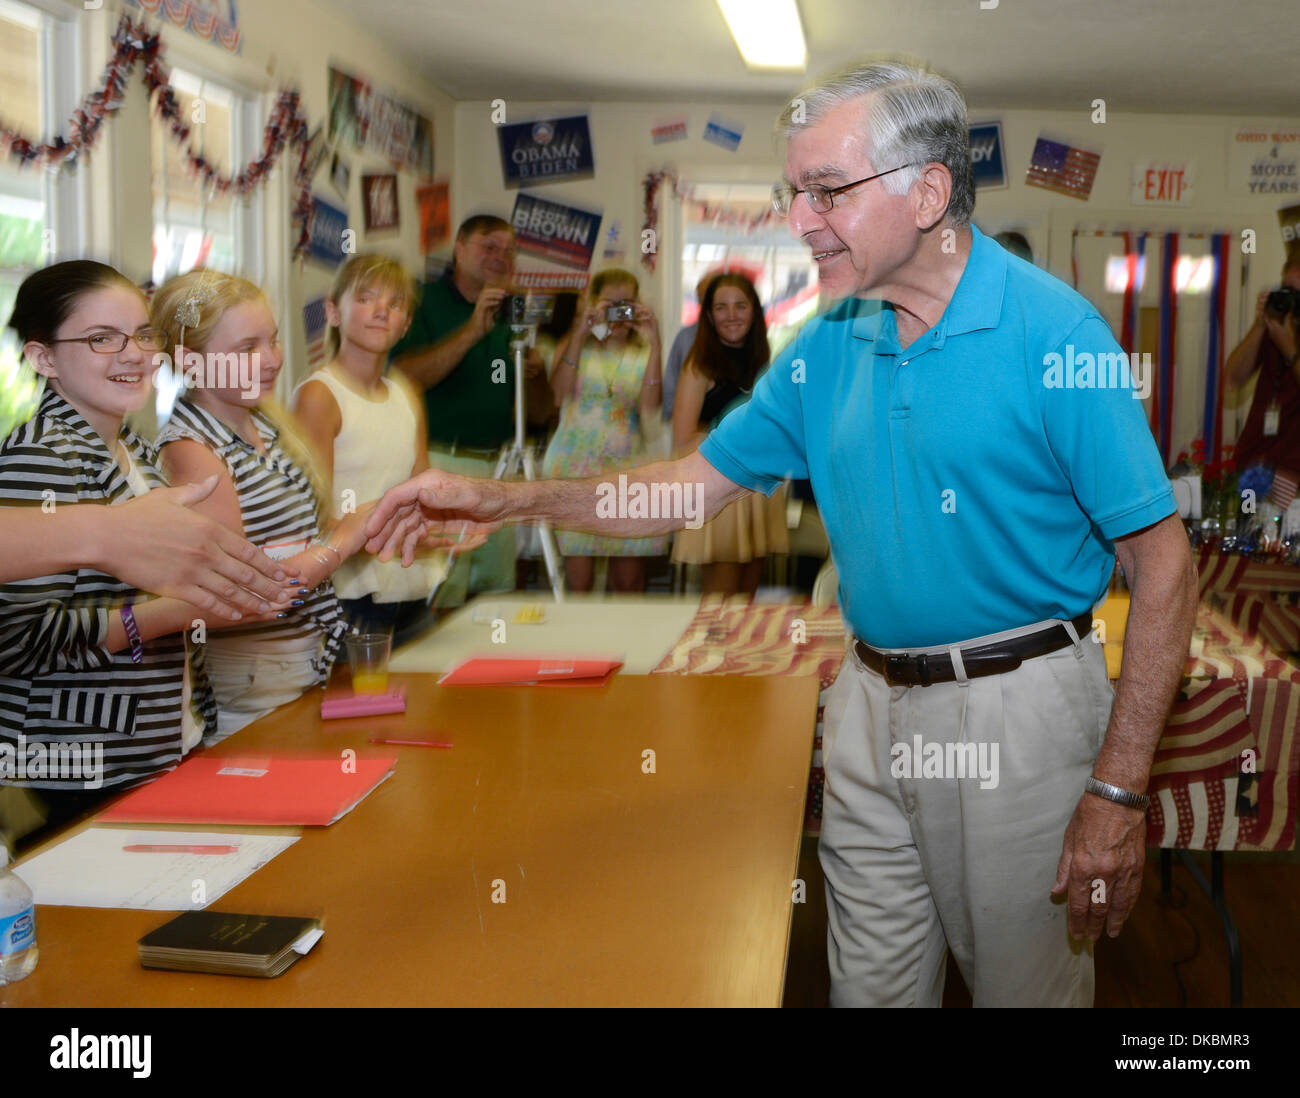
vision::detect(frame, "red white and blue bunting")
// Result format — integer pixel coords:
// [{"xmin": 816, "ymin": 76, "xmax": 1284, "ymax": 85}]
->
[
  {"xmin": 127, "ymin": 0, "xmax": 240, "ymax": 55},
  {"xmin": 0, "ymin": 14, "xmax": 313, "ymax": 259}
]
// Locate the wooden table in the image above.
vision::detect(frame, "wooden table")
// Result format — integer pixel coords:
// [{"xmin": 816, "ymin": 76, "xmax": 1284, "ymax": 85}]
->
[{"xmin": 3, "ymin": 672, "xmax": 819, "ymax": 1007}]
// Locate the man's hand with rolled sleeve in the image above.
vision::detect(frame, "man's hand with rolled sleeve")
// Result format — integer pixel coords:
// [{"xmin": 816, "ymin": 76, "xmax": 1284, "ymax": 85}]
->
[{"xmin": 1051, "ymin": 512, "xmax": 1197, "ymax": 940}]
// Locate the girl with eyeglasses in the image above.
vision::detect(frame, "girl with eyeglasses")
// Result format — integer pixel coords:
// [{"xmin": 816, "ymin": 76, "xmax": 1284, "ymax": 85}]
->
[{"xmin": 0, "ymin": 261, "xmax": 289, "ymax": 843}]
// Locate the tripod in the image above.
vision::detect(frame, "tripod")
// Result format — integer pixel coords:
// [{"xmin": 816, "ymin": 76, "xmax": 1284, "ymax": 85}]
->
[{"xmin": 492, "ymin": 331, "xmax": 564, "ymax": 601}]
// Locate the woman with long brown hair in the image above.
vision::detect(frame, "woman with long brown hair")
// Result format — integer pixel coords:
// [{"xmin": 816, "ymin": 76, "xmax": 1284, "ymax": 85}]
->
[{"xmin": 671, "ymin": 272, "xmax": 787, "ymax": 596}]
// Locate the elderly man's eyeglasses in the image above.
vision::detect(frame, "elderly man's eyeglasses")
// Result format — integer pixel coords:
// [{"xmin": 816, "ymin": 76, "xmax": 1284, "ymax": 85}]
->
[
  {"xmin": 46, "ymin": 329, "xmax": 169, "ymax": 353},
  {"xmin": 771, "ymin": 163, "xmax": 921, "ymax": 216}
]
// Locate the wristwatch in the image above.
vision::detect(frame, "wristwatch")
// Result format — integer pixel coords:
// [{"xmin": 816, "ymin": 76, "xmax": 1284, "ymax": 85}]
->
[{"xmin": 1085, "ymin": 776, "xmax": 1150, "ymax": 811}]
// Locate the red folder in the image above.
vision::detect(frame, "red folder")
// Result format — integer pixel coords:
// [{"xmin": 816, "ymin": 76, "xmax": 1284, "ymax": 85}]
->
[
  {"xmin": 437, "ymin": 656, "xmax": 623, "ymax": 686},
  {"xmin": 98, "ymin": 754, "xmax": 397, "ymax": 827}
]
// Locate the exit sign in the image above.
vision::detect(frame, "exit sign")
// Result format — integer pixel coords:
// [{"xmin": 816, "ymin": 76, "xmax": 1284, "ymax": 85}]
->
[{"xmin": 1131, "ymin": 161, "xmax": 1194, "ymax": 205}]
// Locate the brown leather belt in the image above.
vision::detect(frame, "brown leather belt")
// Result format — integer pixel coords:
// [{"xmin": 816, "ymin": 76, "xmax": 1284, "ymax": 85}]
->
[{"xmin": 854, "ymin": 612, "xmax": 1093, "ymax": 687}]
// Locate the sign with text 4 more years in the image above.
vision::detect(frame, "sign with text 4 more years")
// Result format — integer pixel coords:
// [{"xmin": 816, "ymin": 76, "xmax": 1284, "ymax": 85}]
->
[
  {"xmin": 1131, "ymin": 162, "xmax": 1194, "ymax": 205},
  {"xmin": 1230, "ymin": 127, "xmax": 1300, "ymax": 196}
]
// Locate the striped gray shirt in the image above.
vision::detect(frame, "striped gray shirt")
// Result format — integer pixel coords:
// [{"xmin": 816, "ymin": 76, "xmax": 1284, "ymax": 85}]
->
[
  {"xmin": 0, "ymin": 390, "xmax": 216, "ymax": 791},
  {"xmin": 156, "ymin": 399, "xmax": 346, "ymax": 684}
]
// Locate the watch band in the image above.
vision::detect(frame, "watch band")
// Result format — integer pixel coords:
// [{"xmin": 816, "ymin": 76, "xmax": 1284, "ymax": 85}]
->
[
  {"xmin": 1085, "ymin": 776, "xmax": 1150, "ymax": 811},
  {"xmin": 120, "ymin": 604, "xmax": 144, "ymax": 665}
]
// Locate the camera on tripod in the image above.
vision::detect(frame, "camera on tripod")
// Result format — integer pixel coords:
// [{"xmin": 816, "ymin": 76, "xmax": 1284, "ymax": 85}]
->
[
  {"xmin": 1265, "ymin": 286, "xmax": 1300, "ymax": 318},
  {"xmin": 496, "ymin": 292, "xmax": 555, "ymax": 334}
]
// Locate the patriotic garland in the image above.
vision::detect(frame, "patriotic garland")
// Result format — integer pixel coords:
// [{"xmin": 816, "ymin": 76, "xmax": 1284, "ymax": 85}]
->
[
  {"xmin": 0, "ymin": 13, "xmax": 314, "ymax": 260},
  {"xmin": 641, "ymin": 169, "xmax": 781, "ymax": 272}
]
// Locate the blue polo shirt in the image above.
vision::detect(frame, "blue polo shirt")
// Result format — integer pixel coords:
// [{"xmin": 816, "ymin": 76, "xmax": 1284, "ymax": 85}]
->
[{"xmin": 699, "ymin": 225, "xmax": 1176, "ymax": 648}]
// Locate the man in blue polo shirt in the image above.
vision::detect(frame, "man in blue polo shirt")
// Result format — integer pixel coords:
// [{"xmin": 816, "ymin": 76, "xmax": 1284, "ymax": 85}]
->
[{"xmin": 364, "ymin": 60, "xmax": 1198, "ymax": 1008}]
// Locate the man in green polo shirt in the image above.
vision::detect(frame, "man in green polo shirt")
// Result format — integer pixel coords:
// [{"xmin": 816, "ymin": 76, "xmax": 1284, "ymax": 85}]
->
[{"xmin": 391, "ymin": 214, "xmax": 553, "ymax": 605}]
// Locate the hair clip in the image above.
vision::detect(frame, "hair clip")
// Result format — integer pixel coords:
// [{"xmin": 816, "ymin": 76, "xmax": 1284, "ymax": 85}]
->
[{"xmin": 174, "ymin": 272, "xmax": 220, "ymax": 332}]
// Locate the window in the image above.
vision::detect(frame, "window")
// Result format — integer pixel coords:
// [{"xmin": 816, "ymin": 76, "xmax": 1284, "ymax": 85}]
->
[
  {"xmin": 680, "ymin": 183, "xmax": 820, "ymax": 357},
  {"xmin": 150, "ymin": 68, "xmax": 261, "ymax": 285},
  {"xmin": 0, "ymin": 0, "xmax": 48, "ymax": 436},
  {"xmin": 150, "ymin": 67, "xmax": 264, "ymax": 419}
]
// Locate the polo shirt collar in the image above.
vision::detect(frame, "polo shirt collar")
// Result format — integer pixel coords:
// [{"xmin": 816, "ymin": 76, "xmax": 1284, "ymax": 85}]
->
[
  {"xmin": 850, "ymin": 224, "xmax": 1007, "ymax": 349},
  {"xmin": 38, "ymin": 388, "xmax": 150, "ymax": 499},
  {"xmin": 942, "ymin": 224, "xmax": 1006, "ymax": 337},
  {"xmin": 180, "ymin": 397, "xmax": 279, "ymax": 453},
  {"xmin": 442, "ymin": 268, "xmax": 474, "ymax": 307},
  {"xmin": 38, "ymin": 387, "xmax": 126, "ymax": 455}
]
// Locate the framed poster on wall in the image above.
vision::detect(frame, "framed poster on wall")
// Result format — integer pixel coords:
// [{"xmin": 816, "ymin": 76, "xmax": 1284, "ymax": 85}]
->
[{"xmin": 362, "ymin": 173, "xmax": 399, "ymax": 232}]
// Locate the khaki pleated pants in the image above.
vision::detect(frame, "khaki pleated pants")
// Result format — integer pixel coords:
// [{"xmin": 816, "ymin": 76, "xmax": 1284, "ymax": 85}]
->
[{"xmin": 819, "ymin": 621, "xmax": 1115, "ymax": 1007}]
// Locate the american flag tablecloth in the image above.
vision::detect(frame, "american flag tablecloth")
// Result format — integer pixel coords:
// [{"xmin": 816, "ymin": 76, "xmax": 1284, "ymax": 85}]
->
[
  {"xmin": 653, "ymin": 595, "xmax": 1300, "ymax": 848},
  {"xmin": 1197, "ymin": 546, "xmax": 1300, "ymax": 599}
]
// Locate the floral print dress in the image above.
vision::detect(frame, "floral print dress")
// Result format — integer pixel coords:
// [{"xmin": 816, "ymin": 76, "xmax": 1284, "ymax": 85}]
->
[{"xmin": 541, "ymin": 337, "xmax": 669, "ymax": 557}]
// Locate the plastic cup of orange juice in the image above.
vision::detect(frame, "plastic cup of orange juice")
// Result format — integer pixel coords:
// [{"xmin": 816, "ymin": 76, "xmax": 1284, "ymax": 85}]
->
[{"xmin": 346, "ymin": 631, "xmax": 392, "ymax": 695}]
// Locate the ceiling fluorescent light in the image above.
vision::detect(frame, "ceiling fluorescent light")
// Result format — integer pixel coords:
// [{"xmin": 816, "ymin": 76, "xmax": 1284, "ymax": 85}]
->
[{"xmin": 717, "ymin": 0, "xmax": 807, "ymax": 70}]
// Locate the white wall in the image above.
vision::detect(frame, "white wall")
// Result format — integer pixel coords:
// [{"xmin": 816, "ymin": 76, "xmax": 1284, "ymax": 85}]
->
[{"xmin": 452, "ymin": 97, "xmax": 1300, "ymax": 451}]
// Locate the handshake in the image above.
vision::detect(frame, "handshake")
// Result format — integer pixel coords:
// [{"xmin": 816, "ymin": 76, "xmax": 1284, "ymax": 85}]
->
[{"xmin": 363, "ymin": 469, "xmax": 509, "ymax": 565}]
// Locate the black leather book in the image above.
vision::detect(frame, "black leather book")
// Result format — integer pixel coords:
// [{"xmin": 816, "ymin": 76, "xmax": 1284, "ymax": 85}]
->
[{"xmin": 138, "ymin": 911, "xmax": 322, "ymax": 977}]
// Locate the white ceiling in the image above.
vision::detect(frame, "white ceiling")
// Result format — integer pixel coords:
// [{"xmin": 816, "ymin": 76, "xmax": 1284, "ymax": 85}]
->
[{"xmin": 319, "ymin": 0, "xmax": 1298, "ymax": 115}]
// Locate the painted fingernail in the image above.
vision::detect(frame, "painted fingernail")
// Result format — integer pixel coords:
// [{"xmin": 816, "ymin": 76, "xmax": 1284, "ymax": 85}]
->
[
  {"xmin": 290, "ymin": 599, "xmax": 305, "ymax": 607},
  {"xmin": 275, "ymin": 612, "xmax": 288, "ymax": 619},
  {"xmin": 298, "ymin": 588, "xmax": 310, "ymax": 596}
]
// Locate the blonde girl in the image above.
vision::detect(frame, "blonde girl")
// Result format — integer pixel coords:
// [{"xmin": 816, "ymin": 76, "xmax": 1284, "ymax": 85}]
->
[
  {"xmin": 152, "ymin": 270, "xmax": 359, "ymax": 739},
  {"xmin": 292, "ymin": 254, "xmax": 446, "ymax": 635},
  {"xmin": 541, "ymin": 267, "xmax": 666, "ymax": 592}
]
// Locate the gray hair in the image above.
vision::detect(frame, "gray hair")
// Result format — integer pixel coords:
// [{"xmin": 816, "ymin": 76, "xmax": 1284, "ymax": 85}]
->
[{"xmin": 777, "ymin": 59, "xmax": 974, "ymax": 226}]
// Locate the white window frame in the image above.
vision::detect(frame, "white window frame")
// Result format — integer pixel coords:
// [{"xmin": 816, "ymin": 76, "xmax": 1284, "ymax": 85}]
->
[
  {"xmin": 141, "ymin": 35, "xmax": 287, "ymax": 399},
  {"xmin": 150, "ymin": 60, "xmax": 267, "ymax": 287},
  {"xmin": 0, "ymin": 0, "xmax": 87, "ymax": 269}
]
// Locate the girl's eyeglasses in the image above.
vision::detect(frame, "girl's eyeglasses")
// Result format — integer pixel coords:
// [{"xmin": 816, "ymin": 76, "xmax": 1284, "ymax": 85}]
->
[{"xmin": 45, "ymin": 329, "xmax": 169, "ymax": 353}]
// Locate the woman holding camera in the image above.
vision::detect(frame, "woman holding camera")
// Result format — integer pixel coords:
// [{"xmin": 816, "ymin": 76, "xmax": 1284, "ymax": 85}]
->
[
  {"xmin": 1225, "ymin": 248, "xmax": 1300, "ymax": 482},
  {"xmin": 541, "ymin": 267, "xmax": 666, "ymax": 592}
]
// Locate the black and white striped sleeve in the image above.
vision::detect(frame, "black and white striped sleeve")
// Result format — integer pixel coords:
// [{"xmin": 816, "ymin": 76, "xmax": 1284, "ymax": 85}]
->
[{"xmin": 0, "ymin": 438, "xmax": 116, "ymax": 676}]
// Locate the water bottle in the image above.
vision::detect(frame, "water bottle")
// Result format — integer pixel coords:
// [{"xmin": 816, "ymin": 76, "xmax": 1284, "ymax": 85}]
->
[{"xmin": 0, "ymin": 846, "xmax": 38, "ymax": 984}]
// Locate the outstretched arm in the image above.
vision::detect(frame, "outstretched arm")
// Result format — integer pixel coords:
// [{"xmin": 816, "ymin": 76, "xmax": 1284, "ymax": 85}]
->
[
  {"xmin": 364, "ymin": 448, "xmax": 746, "ymax": 565},
  {"xmin": 0, "ymin": 477, "xmax": 292, "ymax": 619}
]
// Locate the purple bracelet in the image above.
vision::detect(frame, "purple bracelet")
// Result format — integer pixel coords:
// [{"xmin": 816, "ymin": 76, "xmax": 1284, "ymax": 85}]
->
[{"xmin": 121, "ymin": 605, "xmax": 143, "ymax": 664}]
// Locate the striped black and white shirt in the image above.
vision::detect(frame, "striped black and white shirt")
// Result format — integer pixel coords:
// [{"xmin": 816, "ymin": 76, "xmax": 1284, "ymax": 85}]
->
[
  {"xmin": 0, "ymin": 389, "xmax": 216, "ymax": 792},
  {"xmin": 156, "ymin": 399, "xmax": 346, "ymax": 684}
]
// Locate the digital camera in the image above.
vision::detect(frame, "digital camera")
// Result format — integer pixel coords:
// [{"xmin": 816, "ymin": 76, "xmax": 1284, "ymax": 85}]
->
[
  {"xmin": 605, "ymin": 303, "xmax": 637, "ymax": 323},
  {"xmin": 496, "ymin": 293, "xmax": 555, "ymax": 328},
  {"xmin": 1265, "ymin": 286, "xmax": 1300, "ymax": 317},
  {"xmin": 497, "ymin": 294, "xmax": 528, "ymax": 325}
]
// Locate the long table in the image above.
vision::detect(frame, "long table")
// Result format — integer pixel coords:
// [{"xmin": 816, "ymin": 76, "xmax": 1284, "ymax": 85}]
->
[
  {"xmin": 390, "ymin": 593, "xmax": 703, "ymax": 674},
  {"xmin": 4, "ymin": 672, "xmax": 819, "ymax": 1007}
]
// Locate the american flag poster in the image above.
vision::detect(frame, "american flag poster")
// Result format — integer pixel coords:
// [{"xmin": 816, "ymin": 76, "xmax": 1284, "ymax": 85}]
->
[
  {"xmin": 1025, "ymin": 136, "xmax": 1101, "ymax": 200},
  {"xmin": 1269, "ymin": 466, "xmax": 1298, "ymax": 510},
  {"xmin": 303, "ymin": 295, "xmax": 328, "ymax": 370}
]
